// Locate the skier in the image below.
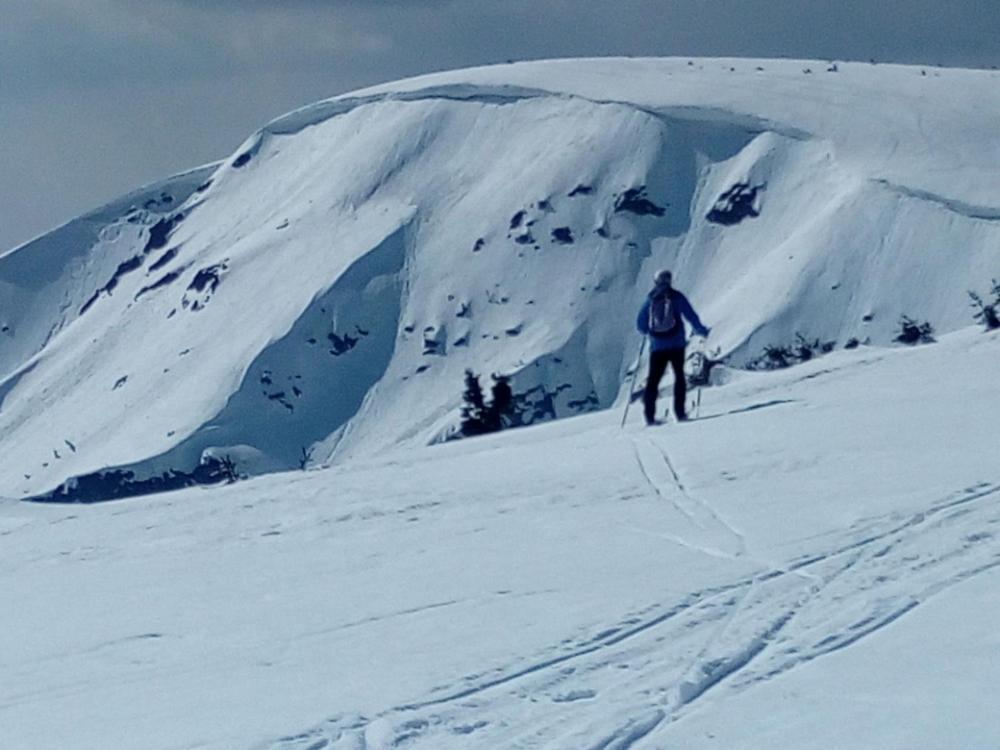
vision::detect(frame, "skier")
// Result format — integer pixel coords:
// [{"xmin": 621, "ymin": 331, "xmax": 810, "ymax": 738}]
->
[{"xmin": 636, "ymin": 270, "xmax": 710, "ymax": 425}]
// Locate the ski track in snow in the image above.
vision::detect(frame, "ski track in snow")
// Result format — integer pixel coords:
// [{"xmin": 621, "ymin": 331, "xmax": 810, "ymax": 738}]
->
[
  {"xmin": 640, "ymin": 432, "xmax": 748, "ymax": 556},
  {"xmin": 256, "ymin": 479, "xmax": 1000, "ymax": 750}
]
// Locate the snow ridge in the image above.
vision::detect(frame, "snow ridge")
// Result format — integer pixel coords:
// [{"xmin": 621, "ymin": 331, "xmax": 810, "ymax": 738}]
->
[{"xmin": 3, "ymin": 57, "xmax": 1000, "ymax": 500}]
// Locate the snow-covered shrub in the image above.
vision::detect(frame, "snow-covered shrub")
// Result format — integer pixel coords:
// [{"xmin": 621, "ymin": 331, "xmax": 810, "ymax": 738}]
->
[
  {"xmin": 745, "ymin": 334, "xmax": 836, "ymax": 371},
  {"xmin": 895, "ymin": 315, "xmax": 935, "ymax": 345},
  {"xmin": 33, "ymin": 455, "xmax": 242, "ymax": 503},
  {"xmin": 746, "ymin": 344, "xmax": 794, "ymax": 370},
  {"xmin": 968, "ymin": 280, "xmax": 1000, "ymax": 330}
]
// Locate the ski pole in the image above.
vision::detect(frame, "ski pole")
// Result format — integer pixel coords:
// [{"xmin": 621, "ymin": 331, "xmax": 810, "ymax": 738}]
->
[
  {"xmin": 695, "ymin": 336, "xmax": 707, "ymax": 418},
  {"xmin": 620, "ymin": 336, "xmax": 647, "ymax": 429}
]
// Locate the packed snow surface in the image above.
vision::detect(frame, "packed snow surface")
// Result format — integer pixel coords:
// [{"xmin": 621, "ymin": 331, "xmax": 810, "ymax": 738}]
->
[
  {"xmin": 2, "ymin": 57, "xmax": 1000, "ymax": 496},
  {"xmin": 2, "ymin": 327, "xmax": 1000, "ymax": 749}
]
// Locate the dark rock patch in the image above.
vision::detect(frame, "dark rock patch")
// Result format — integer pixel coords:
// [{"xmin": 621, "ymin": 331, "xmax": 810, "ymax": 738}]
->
[
  {"xmin": 567, "ymin": 391, "xmax": 601, "ymax": 412},
  {"xmin": 568, "ymin": 184, "xmax": 593, "ymax": 197},
  {"xmin": 232, "ymin": 151, "xmax": 253, "ymax": 168},
  {"xmin": 328, "ymin": 332, "xmax": 359, "ymax": 356},
  {"xmin": 100, "ymin": 258, "xmax": 140, "ymax": 293},
  {"xmin": 79, "ymin": 292, "xmax": 101, "ymax": 316},
  {"xmin": 149, "ymin": 246, "xmax": 180, "ymax": 273},
  {"xmin": 142, "ymin": 193, "xmax": 174, "ymax": 211},
  {"xmin": 182, "ymin": 261, "xmax": 229, "ymax": 310},
  {"xmin": 514, "ymin": 232, "xmax": 534, "ymax": 245},
  {"xmin": 188, "ymin": 263, "xmax": 225, "ymax": 294},
  {"xmin": 551, "ymin": 227, "xmax": 574, "ymax": 244},
  {"xmin": 614, "ymin": 187, "xmax": 666, "ymax": 217},
  {"xmin": 706, "ymin": 183, "xmax": 763, "ymax": 225},
  {"xmin": 267, "ymin": 391, "xmax": 294, "ymax": 411},
  {"xmin": 82, "ymin": 253, "xmax": 149, "ymax": 313},
  {"xmin": 509, "ymin": 211, "xmax": 526, "ymax": 230},
  {"xmin": 143, "ymin": 214, "xmax": 184, "ymax": 255},
  {"xmin": 135, "ymin": 267, "xmax": 187, "ymax": 301},
  {"xmin": 473, "ymin": 238, "xmax": 485, "ymax": 252},
  {"xmin": 111, "ymin": 255, "xmax": 144, "ymax": 282}
]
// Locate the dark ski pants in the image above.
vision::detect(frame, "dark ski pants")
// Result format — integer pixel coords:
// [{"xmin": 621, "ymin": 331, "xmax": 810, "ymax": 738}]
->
[{"xmin": 644, "ymin": 347, "xmax": 686, "ymax": 422}]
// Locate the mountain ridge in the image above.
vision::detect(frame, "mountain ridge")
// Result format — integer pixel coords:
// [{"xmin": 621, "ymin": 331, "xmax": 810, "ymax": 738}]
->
[{"xmin": 2, "ymin": 57, "xmax": 998, "ymax": 499}]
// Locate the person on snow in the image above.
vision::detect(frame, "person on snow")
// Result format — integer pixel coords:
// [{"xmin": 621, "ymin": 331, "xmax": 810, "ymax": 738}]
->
[{"xmin": 636, "ymin": 269, "xmax": 710, "ymax": 425}]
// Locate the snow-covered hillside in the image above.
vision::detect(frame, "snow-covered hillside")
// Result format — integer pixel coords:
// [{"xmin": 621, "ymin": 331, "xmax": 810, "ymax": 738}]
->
[
  {"xmin": 2, "ymin": 57, "xmax": 1000, "ymax": 499},
  {"xmin": 2, "ymin": 327, "xmax": 999, "ymax": 749}
]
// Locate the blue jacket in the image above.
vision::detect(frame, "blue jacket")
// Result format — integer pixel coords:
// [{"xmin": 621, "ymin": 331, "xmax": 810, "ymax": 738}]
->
[{"xmin": 636, "ymin": 288, "xmax": 709, "ymax": 351}]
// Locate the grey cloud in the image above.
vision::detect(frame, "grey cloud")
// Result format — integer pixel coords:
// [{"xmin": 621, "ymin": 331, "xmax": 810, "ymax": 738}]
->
[{"xmin": 159, "ymin": 0, "xmax": 455, "ymax": 6}]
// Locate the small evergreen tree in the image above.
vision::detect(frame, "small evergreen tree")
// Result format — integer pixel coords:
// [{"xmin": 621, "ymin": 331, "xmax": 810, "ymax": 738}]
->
[
  {"xmin": 460, "ymin": 369, "xmax": 489, "ymax": 436},
  {"xmin": 749, "ymin": 344, "xmax": 794, "ymax": 370},
  {"xmin": 486, "ymin": 373, "xmax": 516, "ymax": 430},
  {"xmin": 969, "ymin": 280, "xmax": 1000, "ymax": 330},
  {"xmin": 299, "ymin": 446, "xmax": 314, "ymax": 470},
  {"xmin": 458, "ymin": 370, "xmax": 520, "ymax": 437},
  {"xmin": 895, "ymin": 315, "xmax": 935, "ymax": 345}
]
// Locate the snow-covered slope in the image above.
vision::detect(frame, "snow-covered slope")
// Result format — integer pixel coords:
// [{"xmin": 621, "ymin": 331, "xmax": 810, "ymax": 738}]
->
[
  {"xmin": 2, "ymin": 57, "xmax": 1000, "ymax": 498},
  {"xmin": 2, "ymin": 327, "xmax": 999, "ymax": 749}
]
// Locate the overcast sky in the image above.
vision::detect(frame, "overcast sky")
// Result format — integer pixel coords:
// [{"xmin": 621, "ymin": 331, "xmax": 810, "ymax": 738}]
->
[{"xmin": 3, "ymin": 0, "xmax": 999, "ymax": 252}]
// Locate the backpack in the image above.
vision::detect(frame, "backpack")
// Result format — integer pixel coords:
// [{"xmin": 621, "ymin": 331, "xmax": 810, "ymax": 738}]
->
[{"xmin": 649, "ymin": 291, "xmax": 679, "ymax": 336}]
